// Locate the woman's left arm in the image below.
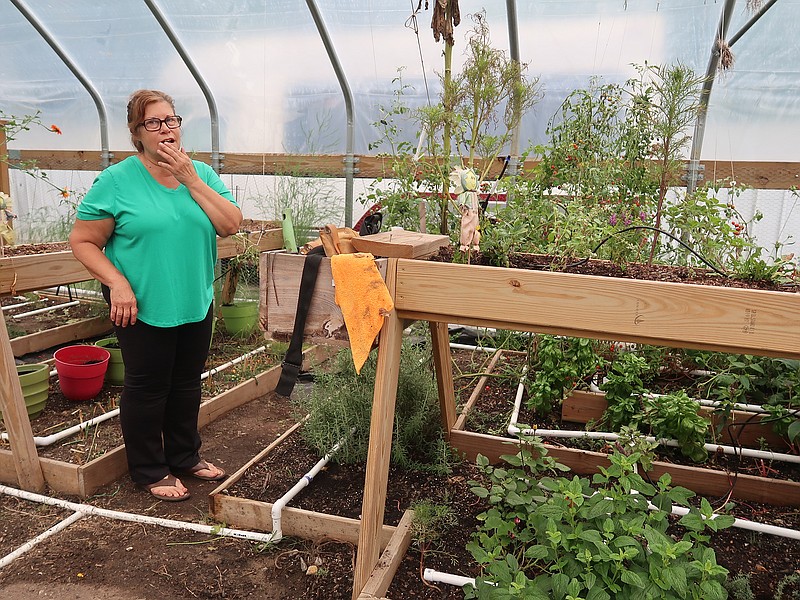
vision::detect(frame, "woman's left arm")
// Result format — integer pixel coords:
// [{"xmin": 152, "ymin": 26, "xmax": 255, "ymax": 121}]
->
[{"xmin": 157, "ymin": 141, "xmax": 242, "ymax": 237}]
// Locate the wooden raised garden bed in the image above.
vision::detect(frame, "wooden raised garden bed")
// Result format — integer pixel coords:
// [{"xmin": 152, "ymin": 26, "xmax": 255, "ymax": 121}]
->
[
  {"xmin": 0, "ymin": 230, "xmax": 285, "ymax": 496},
  {"xmin": 205, "ymin": 252, "xmax": 800, "ymax": 598}
]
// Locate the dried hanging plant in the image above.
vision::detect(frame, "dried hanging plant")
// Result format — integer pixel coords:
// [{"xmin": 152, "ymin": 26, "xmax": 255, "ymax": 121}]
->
[{"xmin": 717, "ymin": 37, "xmax": 735, "ymax": 71}]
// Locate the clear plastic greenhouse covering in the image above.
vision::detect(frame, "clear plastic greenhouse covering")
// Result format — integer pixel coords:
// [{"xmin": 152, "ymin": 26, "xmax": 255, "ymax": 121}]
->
[{"xmin": 1, "ymin": 0, "xmax": 799, "ymax": 161}]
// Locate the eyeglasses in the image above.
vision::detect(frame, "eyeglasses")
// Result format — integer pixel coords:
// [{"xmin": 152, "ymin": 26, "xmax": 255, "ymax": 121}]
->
[{"xmin": 137, "ymin": 115, "xmax": 182, "ymax": 132}]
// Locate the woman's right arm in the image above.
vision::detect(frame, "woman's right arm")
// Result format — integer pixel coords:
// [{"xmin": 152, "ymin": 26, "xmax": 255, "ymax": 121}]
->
[{"xmin": 69, "ymin": 218, "xmax": 138, "ymax": 327}]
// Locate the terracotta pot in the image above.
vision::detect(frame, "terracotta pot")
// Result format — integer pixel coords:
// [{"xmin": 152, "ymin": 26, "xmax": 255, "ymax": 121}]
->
[
  {"xmin": 95, "ymin": 337, "xmax": 124, "ymax": 386},
  {"xmin": 54, "ymin": 345, "xmax": 110, "ymax": 402}
]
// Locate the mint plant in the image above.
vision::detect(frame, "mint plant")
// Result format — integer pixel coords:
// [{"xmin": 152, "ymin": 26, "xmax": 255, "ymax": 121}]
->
[{"xmin": 466, "ymin": 434, "xmax": 732, "ymax": 599}]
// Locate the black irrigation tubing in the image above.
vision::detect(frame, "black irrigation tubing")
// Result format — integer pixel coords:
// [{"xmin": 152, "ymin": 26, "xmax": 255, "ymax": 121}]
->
[
  {"xmin": 566, "ymin": 225, "xmax": 729, "ymax": 278},
  {"xmin": 717, "ymin": 405, "xmax": 800, "ymax": 505}
]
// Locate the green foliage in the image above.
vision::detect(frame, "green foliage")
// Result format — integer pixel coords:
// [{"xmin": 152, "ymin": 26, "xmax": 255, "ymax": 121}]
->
[
  {"xmin": 296, "ymin": 341, "xmax": 453, "ymax": 473},
  {"xmin": 409, "ymin": 498, "xmax": 458, "ymax": 551},
  {"xmin": 465, "ymin": 435, "xmax": 731, "ymax": 599},
  {"xmin": 661, "ymin": 181, "xmax": 759, "ymax": 269},
  {"xmin": 526, "ymin": 336, "xmax": 605, "ymax": 414},
  {"xmin": 599, "ymin": 352, "xmax": 649, "ymax": 430}
]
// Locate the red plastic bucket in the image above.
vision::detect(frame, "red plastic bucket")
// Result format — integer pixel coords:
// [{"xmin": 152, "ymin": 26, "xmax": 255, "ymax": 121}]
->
[{"xmin": 54, "ymin": 345, "xmax": 111, "ymax": 401}]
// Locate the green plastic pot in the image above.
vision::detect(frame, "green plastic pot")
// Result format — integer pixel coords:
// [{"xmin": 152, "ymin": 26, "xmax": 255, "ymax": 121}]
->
[
  {"xmin": 219, "ymin": 301, "xmax": 259, "ymax": 337},
  {"xmin": 95, "ymin": 337, "xmax": 124, "ymax": 386},
  {"xmin": 1, "ymin": 363, "xmax": 50, "ymax": 420}
]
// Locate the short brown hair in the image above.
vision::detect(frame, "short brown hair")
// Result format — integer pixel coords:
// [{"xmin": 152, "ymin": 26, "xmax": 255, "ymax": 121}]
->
[{"xmin": 126, "ymin": 89, "xmax": 175, "ymax": 152}]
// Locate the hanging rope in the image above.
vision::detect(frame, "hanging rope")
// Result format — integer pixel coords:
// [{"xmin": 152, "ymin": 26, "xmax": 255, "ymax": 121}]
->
[{"xmin": 406, "ymin": 0, "xmax": 432, "ymax": 105}]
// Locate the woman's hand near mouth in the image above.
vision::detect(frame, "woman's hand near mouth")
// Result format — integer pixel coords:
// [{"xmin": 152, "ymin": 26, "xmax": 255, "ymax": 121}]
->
[{"xmin": 156, "ymin": 140, "xmax": 199, "ymax": 187}]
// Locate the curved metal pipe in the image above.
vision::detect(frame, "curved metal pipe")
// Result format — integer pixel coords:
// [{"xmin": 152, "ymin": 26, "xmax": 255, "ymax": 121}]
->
[
  {"xmin": 143, "ymin": 0, "xmax": 222, "ymax": 173},
  {"xmin": 10, "ymin": 0, "xmax": 111, "ymax": 169},
  {"xmin": 305, "ymin": 0, "xmax": 356, "ymax": 228},
  {"xmin": 686, "ymin": 0, "xmax": 737, "ymax": 193},
  {"xmin": 505, "ymin": 0, "xmax": 521, "ymax": 174}
]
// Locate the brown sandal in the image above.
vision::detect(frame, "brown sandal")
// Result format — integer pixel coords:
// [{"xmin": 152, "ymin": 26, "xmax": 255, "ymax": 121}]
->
[
  {"xmin": 142, "ymin": 474, "xmax": 191, "ymax": 502},
  {"xmin": 176, "ymin": 459, "xmax": 226, "ymax": 482}
]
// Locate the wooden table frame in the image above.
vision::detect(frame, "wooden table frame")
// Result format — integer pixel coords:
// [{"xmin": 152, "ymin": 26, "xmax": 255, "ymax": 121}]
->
[{"xmin": 351, "ymin": 258, "xmax": 799, "ymax": 599}]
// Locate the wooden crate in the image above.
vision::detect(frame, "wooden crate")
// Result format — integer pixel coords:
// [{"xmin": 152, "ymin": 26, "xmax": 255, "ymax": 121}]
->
[{"xmin": 260, "ymin": 252, "xmax": 388, "ymax": 345}]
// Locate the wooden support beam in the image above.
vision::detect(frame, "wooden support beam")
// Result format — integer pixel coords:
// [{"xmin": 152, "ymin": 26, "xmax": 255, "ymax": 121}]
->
[
  {"xmin": 10, "ymin": 151, "xmax": 800, "ymax": 190},
  {"xmin": 358, "ymin": 509, "xmax": 415, "ymax": 600},
  {"xmin": 352, "ymin": 259, "xmax": 403, "ymax": 600},
  {"xmin": 429, "ymin": 321, "xmax": 457, "ymax": 435},
  {"xmin": 0, "ymin": 308, "xmax": 45, "ymax": 491},
  {"xmin": 394, "ymin": 260, "xmax": 800, "ymax": 359}
]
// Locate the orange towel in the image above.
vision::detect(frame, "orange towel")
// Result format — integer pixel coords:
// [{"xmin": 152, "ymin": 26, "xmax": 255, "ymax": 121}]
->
[{"xmin": 330, "ymin": 253, "xmax": 394, "ymax": 374}]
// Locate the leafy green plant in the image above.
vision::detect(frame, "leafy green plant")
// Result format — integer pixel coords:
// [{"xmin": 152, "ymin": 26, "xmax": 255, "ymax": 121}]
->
[
  {"xmin": 466, "ymin": 434, "xmax": 732, "ymax": 599},
  {"xmin": 526, "ymin": 335, "xmax": 605, "ymax": 413},
  {"xmin": 599, "ymin": 352, "xmax": 649, "ymax": 430},
  {"xmin": 640, "ymin": 390, "xmax": 709, "ymax": 462},
  {"xmin": 296, "ymin": 341, "xmax": 454, "ymax": 474}
]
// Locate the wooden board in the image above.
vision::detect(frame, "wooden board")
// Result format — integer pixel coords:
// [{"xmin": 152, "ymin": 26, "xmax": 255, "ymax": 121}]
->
[
  {"xmin": 393, "ymin": 260, "xmax": 800, "ymax": 359},
  {"xmin": 11, "ymin": 151, "xmax": 800, "ymax": 189},
  {"xmin": 0, "ymin": 233, "xmax": 283, "ymax": 296},
  {"xmin": 261, "ymin": 252, "xmax": 387, "ymax": 345},
  {"xmin": 10, "ymin": 314, "xmax": 112, "ymax": 357},
  {"xmin": 350, "ymin": 231, "xmax": 450, "ymax": 259}
]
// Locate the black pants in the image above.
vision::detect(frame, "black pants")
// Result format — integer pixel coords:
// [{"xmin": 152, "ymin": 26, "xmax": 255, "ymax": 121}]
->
[{"xmin": 107, "ymin": 293, "xmax": 213, "ymax": 485}]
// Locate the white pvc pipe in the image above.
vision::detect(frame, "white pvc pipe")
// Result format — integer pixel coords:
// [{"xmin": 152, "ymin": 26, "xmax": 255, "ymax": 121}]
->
[
  {"xmin": 3, "ymin": 348, "xmax": 271, "ymax": 447},
  {"xmin": 423, "ymin": 568, "xmax": 477, "ymax": 588},
  {"xmin": 510, "ymin": 378, "xmax": 800, "ymax": 464},
  {"xmin": 0, "ymin": 511, "xmax": 85, "ymax": 568},
  {"xmin": 449, "ymin": 342, "xmax": 499, "ymax": 353},
  {"xmin": 12, "ymin": 300, "xmax": 80, "ymax": 320},
  {"xmin": 201, "ymin": 346, "xmax": 266, "ymax": 380},
  {"xmin": 0, "ymin": 484, "xmax": 280, "ymax": 544},
  {"xmin": 1, "ymin": 300, "xmax": 35, "ymax": 312},
  {"xmin": 587, "ymin": 381, "xmax": 767, "ymax": 414},
  {"xmin": 269, "ymin": 428, "xmax": 355, "ymax": 543}
]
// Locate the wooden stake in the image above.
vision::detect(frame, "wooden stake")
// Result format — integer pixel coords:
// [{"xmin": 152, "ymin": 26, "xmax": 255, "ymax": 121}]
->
[{"xmin": 430, "ymin": 321, "xmax": 457, "ymax": 436}]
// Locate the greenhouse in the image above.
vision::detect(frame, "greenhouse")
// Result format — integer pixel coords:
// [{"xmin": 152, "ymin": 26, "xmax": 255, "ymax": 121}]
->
[{"xmin": 0, "ymin": 1, "xmax": 798, "ymax": 599}]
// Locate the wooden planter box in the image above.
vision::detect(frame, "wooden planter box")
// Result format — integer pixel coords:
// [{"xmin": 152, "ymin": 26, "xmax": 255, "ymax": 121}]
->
[
  {"xmin": 450, "ymin": 353, "xmax": 800, "ymax": 507},
  {"xmin": 352, "ymin": 258, "xmax": 800, "ymax": 597},
  {"xmin": 0, "ymin": 344, "xmax": 332, "ymax": 497},
  {"xmin": 0, "ymin": 230, "xmax": 285, "ymax": 495},
  {"xmin": 561, "ymin": 389, "xmax": 790, "ymax": 450},
  {"xmin": 261, "ymin": 252, "xmax": 388, "ymax": 345}
]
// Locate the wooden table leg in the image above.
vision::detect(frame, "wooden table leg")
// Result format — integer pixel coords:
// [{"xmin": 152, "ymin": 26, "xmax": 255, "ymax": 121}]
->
[{"xmin": 352, "ymin": 260, "xmax": 403, "ymax": 600}]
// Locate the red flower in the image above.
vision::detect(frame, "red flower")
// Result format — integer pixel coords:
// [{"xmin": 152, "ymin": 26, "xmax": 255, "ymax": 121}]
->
[{"xmin": 50, "ymin": 125, "xmax": 62, "ymax": 135}]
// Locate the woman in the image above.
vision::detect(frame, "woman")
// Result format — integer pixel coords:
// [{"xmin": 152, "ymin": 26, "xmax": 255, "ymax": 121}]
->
[{"xmin": 70, "ymin": 90, "xmax": 242, "ymax": 501}]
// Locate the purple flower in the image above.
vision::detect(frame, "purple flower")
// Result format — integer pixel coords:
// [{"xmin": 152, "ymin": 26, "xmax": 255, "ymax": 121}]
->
[
  {"xmin": 609, "ymin": 214, "xmax": 618, "ymax": 226},
  {"xmin": 639, "ymin": 211, "xmax": 647, "ymax": 221}
]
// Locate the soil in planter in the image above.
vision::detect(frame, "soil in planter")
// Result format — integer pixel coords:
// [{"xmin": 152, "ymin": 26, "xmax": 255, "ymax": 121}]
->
[
  {"xmin": 458, "ymin": 352, "xmax": 800, "ymax": 599},
  {"xmin": 3, "ymin": 327, "xmax": 283, "ymax": 464},
  {"xmin": 2, "ymin": 295, "xmax": 108, "ymax": 338},
  {"xmin": 431, "ymin": 247, "xmax": 799, "ymax": 293},
  {"xmin": 228, "ymin": 428, "xmax": 485, "ymax": 600}
]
